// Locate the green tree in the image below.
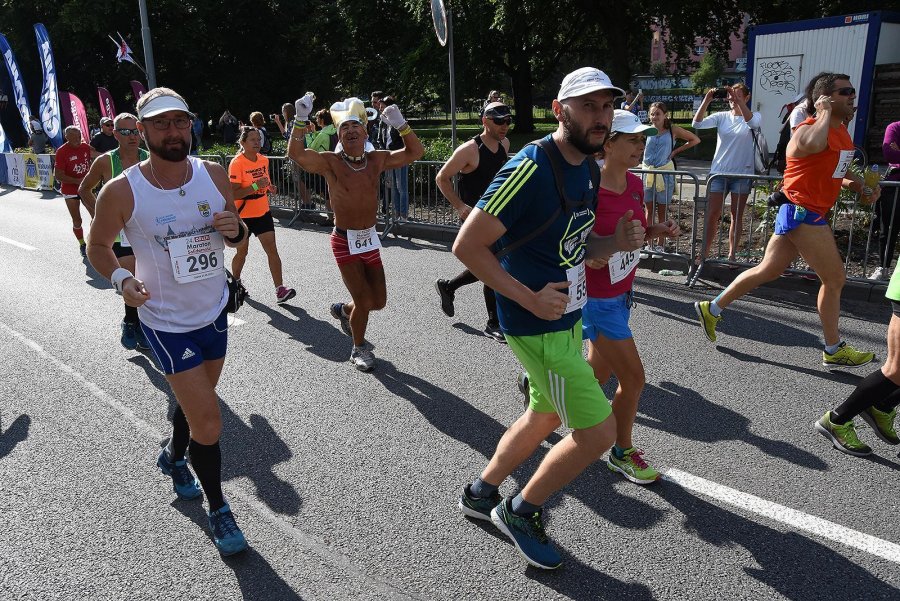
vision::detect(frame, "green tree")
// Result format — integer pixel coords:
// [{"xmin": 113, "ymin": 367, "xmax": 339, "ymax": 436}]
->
[{"xmin": 691, "ymin": 52, "xmax": 726, "ymax": 91}]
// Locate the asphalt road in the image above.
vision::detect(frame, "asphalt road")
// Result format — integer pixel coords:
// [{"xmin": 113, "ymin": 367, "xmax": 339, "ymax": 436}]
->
[{"xmin": 1, "ymin": 185, "xmax": 898, "ymax": 601}]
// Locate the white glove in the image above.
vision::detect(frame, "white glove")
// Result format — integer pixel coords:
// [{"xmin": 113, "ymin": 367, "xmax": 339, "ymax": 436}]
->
[
  {"xmin": 380, "ymin": 104, "xmax": 407, "ymax": 130},
  {"xmin": 294, "ymin": 92, "xmax": 315, "ymax": 122}
]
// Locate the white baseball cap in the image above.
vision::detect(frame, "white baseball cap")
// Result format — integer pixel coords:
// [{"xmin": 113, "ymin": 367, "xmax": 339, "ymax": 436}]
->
[
  {"xmin": 611, "ymin": 110, "xmax": 657, "ymax": 135},
  {"xmin": 138, "ymin": 94, "xmax": 194, "ymax": 119},
  {"xmin": 558, "ymin": 67, "xmax": 625, "ymax": 101}
]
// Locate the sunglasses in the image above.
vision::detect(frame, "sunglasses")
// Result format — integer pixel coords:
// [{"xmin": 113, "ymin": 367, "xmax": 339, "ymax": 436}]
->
[
  {"xmin": 115, "ymin": 127, "xmax": 140, "ymax": 136},
  {"xmin": 834, "ymin": 86, "xmax": 856, "ymax": 96},
  {"xmin": 490, "ymin": 116, "xmax": 513, "ymax": 126}
]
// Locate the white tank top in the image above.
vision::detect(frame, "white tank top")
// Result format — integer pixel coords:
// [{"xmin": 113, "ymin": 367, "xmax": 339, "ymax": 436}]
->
[{"xmin": 123, "ymin": 156, "xmax": 228, "ymax": 333}]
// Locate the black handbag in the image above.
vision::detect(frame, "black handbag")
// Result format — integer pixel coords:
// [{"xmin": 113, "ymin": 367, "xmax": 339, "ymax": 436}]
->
[{"xmin": 225, "ymin": 269, "xmax": 248, "ymax": 313}]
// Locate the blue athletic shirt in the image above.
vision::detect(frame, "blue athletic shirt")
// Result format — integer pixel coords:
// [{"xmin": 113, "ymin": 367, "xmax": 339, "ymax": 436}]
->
[{"xmin": 476, "ymin": 135, "xmax": 596, "ymax": 336}]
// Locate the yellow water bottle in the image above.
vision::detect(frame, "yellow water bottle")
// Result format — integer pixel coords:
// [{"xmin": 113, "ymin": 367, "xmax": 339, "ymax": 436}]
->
[{"xmin": 863, "ymin": 164, "xmax": 881, "ymax": 200}]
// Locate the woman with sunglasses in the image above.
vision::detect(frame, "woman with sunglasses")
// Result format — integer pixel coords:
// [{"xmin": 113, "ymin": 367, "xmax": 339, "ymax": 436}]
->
[
  {"xmin": 584, "ymin": 110, "xmax": 680, "ymax": 484},
  {"xmin": 695, "ymin": 73, "xmax": 878, "ymax": 370},
  {"xmin": 228, "ymin": 127, "xmax": 297, "ymax": 305}
]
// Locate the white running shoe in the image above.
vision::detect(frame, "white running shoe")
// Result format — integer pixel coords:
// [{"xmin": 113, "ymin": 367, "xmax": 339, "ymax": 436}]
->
[
  {"xmin": 350, "ymin": 345, "xmax": 375, "ymax": 372},
  {"xmin": 869, "ymin": 267, "xmax": 885, "ymax": 281}
]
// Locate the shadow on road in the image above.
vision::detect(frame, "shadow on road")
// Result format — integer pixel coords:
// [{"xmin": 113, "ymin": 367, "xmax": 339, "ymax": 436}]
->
[
  {"xmin": 638, "ymin": 381, "xmax": 828, "ymax": 471},
  {"xmin": 651, "ymin": 480, "xmax": 897, "ymax": 601},
  {"xmin": 245, "ymin": 298, "xmax": 349, "ymax": 363},
  {"xmin": 129, "ymin": 354, "xmax": 302, "ymax": 515},
  {"xmin": 0, "ymin": 413, "xmax": 30, "ymax": 459},
  {"xmin": 171, "ymin": 499, "xmax": 303, "ymax": 600}
]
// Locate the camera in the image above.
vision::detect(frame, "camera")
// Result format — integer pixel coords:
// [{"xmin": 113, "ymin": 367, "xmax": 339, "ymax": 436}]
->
[
  {"xmin": 270, "ymin": 113, "xmax": 278, "ymax": 120},
  {"xmin": 712, "ymin": 88, "xmax": 730, "ymax": 99}
]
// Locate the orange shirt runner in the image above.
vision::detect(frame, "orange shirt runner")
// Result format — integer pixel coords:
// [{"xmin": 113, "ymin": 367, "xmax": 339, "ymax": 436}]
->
[
  {"xmin": 228, "ymin": 153, "xmax": 271, "ymax": 218},
  {"xmin": 782, "ymin": 117, "xmax": 855, "ymax": 217}
]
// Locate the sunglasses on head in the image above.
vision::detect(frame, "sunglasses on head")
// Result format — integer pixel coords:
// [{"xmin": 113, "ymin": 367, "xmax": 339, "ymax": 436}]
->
[
  {"xmin": 490, "ymin": 116, "xmax": 512, "ymax": 126},
  {"xmin": 834, "ymin": 86, "xmax": 855, "ymax": 96}
]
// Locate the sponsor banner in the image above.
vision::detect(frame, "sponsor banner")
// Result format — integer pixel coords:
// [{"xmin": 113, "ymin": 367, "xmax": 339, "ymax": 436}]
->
[
  {"xmin": 130, "ymin": 80, "xmax": 146, "ymax": 103},
  {"xmin": 33, "ymin": 24, "xmax": 63, "ymax": 149},
  {"xmin": 22, "ymin": 152, "xmax": 40, "ymax": 189},
  {"xmin": 0, "ymin": 152, "xmax": 7, "ymax": 183},
  {"xmin": 0, "ymin": 123, "xmax": 11, "ymax": 153},
  {"xmin": 5, "ymin": 153, "xmax": 24, "ymax": 187},
  {"xmin": 0, "ymin": 34, "xmax": 34, "ymax": 136},
  {"xmin": 60, "ymin": 91, "xmax": 90, "ymax": 142},
  {"xmin": 97, "ymin": 86, "xmax": 116, "ymax": 119}
]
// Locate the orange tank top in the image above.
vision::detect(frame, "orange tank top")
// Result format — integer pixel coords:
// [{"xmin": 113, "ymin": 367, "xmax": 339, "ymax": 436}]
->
[
  {"xmin": 781, "ymin": 118, "xmax": 854, "ymax": 216},
  {"xmin": 228, "ymin": 153, "xmax": 270, "ymax": 218}
]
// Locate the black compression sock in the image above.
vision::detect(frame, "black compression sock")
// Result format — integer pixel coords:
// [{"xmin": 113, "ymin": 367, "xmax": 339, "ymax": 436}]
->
[
  {"xmin": 832, "ymin": 370, "xmax": 899, "ymax": 424},
  {"xmin": 189, "ymin": 439, "xmax": 225, "ymax": 512},
  {"xmin": 124, "ymin": 303, "xmax": 139, "ymax": 324},
  {"xmin": 448, "ymin": 269, "xmax": 478, "ymax": 293},
  {"xmin": 874, "ymin": 387, "xmax": 900, "ymax": 413},
  {"xmin": 170, "ymin": 406, "xmax": 190, "ymax": 461}
]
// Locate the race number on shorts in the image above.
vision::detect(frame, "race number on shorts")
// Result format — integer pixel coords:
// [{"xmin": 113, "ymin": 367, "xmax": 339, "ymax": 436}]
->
[
  {"xmin": 119, "ymin": 230, "xmax": 131, "ymax": 248},
  {"xmin": 608, "ymin": 250, "xmax": 639, "ymax": 285},
  {"xmin": 167, "ymin": 232, "xmax": 225, "ymax": 284},
  {"xmin": 348, "ymin": 226, "xmax": 382, "ymax": 255},
  {"xmin": 832, "ymin": 150, "xmax": 855, "ymax": 180},
  {"xmin": 564, "ymin": 263, "xmax": 587, "ymax": 314}
]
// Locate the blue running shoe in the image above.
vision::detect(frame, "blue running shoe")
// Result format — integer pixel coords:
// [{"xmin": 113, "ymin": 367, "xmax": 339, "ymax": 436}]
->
[
  {"xmin": 491, "ymin": 498, "xmax": 562, "ymax": 570},
  {"xmin": 156, "ymin": 447, "xmax": 202, "ymax": 500},
  {"xmin": 330, "ymin": 303, "xmax": 352, "ymax": 337},
  {"xmin": 120, "ymin": 320, "xmax": 138, "ymax": 350},
  {"xmin": 458, "ymin": 484, "xmax": 501, "ymax": 521},
  {"xmin": 208, "ymin": 503, "xmax": 248, "ymax": 556}
]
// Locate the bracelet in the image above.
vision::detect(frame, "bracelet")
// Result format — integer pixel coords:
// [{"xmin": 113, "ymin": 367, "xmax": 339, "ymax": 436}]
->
[
  {"xmin": 293, "ymin": 118, "xmax": 307, "ymax": 130},
  {"xmin": 398, "ymin": 124, "xmax": 413, "ymax": 137},
  {"xmin": 110, "ymin": 267, "xmax": 134, "ymax": 295},
  {"xmin": 226, "ymin": 222, "xmax": 247, "ymax": 244},
  {"xmin": 251, "ymin": 182, "xmax": 259, "ymax": 191}
]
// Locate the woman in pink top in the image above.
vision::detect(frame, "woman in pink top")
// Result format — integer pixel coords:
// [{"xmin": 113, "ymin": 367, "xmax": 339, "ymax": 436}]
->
[
  {"xmin": 871, "ymin": 121, "xmax": 900, "ymax": 280},
  {"xmin": 583, "ymin": 110, "xmax": 680, "ymax": 484}
]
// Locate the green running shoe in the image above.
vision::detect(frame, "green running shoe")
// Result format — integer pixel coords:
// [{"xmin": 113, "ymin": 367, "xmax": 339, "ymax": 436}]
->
[
  {"xmin": 822, "ymin": 342, "xmax": 875, "ymax": 369},
  {"xmin": 814, "ymin": 412, "xmax": 872, "ymax": 457},
  {"xmin": 607, "ymin": 447, "xmax": 660, "ymax": 484},
  {"xmin": 860, "ymin": 406, "xmax": 899, "ymax": 445},
  {"xmin": 694, "ymin": 301, "xmax": 721, "ymax": 343}
]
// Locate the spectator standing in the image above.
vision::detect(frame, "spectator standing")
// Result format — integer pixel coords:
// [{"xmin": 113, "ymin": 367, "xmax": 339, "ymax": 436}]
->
[
  {"xmin": 191, "ymin": 114, "xmax": 204, "ymax": 153},
  {"xmin": 621, "ymin": 90, "xmax": 643, "ymax": 114},
  {"xmin": 90, "ymin": 117, "xmax": 118, "ymax": 154},
  {"xmin": 692, "ymin": 83, "xmax": 760, "ymax": 262},
  {"xmin": 219, "ymin": 110, "xmax": 238, "ymax": 144},
  {"xmin": 27, "ymin": 115, "xmax": 49, "ymax": 154},
  {"xmin": 377, "ymin": 95, "xmax": 409, "ymax": 221},
  {"xmin": 870, "ymin": 120, "xmax": 900, "ymax": 281},
  {"xmin": 249, "ymin": 112, "xmax": 272, "ymax": 155}
]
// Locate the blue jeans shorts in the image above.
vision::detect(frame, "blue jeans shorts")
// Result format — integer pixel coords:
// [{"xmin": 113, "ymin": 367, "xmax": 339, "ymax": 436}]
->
[
  {"xmin": 581, "ymin": 292, "xmax": 633, "ymax": 342},
  {"xmin": 141, "ymin": 310, "xmax": 228, "ymax": 375},
  {"xmin": 708, "ymin": 177, "xmax": 751, "ymax": 195}
]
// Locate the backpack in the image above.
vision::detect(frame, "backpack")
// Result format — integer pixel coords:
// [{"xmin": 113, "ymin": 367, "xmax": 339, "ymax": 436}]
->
[
  {"xmin": 258, "ymin": 127, "xmax": 272, "ymax": 154},
  {"xmin": 750, "ymin": 127, "xmax": 770, "ymax": 175},
  {"xmin": 772, "ymin": 117, "xmax": 791, "ymax": 174}
]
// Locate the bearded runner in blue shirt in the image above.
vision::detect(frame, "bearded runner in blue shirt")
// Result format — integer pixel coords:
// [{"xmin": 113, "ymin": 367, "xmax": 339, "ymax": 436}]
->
[{"xmin": 454, "ymin": 67, "xmax": 646, "ymax": 570}]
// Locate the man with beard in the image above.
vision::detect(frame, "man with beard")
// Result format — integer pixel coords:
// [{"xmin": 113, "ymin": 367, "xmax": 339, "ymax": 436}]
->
[
  {"xmin": 87, "ymin": 87, "xmax": 249, "ymax": 556},
  {"xmin": 695, "ymin": 73, "xmax": 878, "ymax": 370},
  {"xmin": 79, "ymin": 112, "xmax": 151, "ymax": 351},
  {"xmin": 453, "ymin": 67, "xmax": 645, "ymax": 569},
  {"xmin": 287, "ymin": 95, "xmax": 424, "ymax": 372},
  {"xmin": 434, "ymin": 101, "xmax": 512, "ymax": 342}
]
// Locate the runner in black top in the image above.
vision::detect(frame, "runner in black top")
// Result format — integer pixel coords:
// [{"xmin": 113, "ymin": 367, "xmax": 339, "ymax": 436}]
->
[{"xmin": 435, "ymin": 102, "xmax": 512, "ymax": 342}]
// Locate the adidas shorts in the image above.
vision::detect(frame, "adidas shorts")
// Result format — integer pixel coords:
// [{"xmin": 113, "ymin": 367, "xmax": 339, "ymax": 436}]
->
[
  {"xmin": 505, "ymin": 319, "xmax": 612, "ymax": 430},
  {"xmin": 141, "ymin": 310, "xmax": 228, "ymax": 375}
]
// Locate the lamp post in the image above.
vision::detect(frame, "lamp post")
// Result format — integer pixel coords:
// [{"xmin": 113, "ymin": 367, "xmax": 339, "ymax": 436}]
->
[{"xmin": 138, "ymin": 0, "xmax": 157, "ymax": 88}]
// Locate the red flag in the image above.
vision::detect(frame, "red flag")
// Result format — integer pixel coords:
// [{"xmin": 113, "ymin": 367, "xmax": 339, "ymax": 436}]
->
[
  {"xmin": 130, "ymin": 80, "xmax": 146, "ymax": 103},
  {"xmin": 97, "ymin": 87, "xmax": 116, "ymax": 119},
  {"xmin": 59, "ymin": 91, "xmax": 89, "ymax": 142}
]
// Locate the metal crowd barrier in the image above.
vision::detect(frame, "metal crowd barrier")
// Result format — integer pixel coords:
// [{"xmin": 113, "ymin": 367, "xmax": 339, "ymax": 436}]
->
[
  {"xmin": 687, "ymin": 172, "xmax": 896, "ymax": 288},
  {"xmin": 627, "ymin": 167, "xmax": 701, "ymax": 267}
]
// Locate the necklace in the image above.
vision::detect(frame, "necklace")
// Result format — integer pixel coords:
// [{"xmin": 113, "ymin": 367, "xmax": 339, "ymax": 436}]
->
[
  {"xmin": 149, "ymin": 160, "xmax": 190, "ymax": 196},
  {"xmin": 340, "ymin": 152, "xmax": 368, "ymax": 172}
]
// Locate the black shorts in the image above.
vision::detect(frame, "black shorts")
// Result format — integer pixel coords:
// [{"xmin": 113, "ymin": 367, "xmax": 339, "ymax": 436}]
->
[
  {"xmin": 892, "ymin": 300, "xmax": 900, "ymax": 318},
  {"xmin": 243, "ymin": 211, "xmax": 275, "ymax": 237},
  {"xmin": 113, "ymin": 242, "xmax": 134, "ymax": 258}
]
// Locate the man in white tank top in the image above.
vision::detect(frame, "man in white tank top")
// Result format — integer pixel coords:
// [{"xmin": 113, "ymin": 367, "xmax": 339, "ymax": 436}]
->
[{"xmin": 86, "ymin": 87, "xmax": 250, "ymax": 556}]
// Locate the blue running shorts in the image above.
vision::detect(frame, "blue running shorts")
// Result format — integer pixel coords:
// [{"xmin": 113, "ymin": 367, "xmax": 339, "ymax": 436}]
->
[
  {"xmin": 141, "ymin": 310, "xmax": 228, "ymax": 375},
  {"xmin": 582, "ymin": 292, "xmax": 633, "ymax": 342}
]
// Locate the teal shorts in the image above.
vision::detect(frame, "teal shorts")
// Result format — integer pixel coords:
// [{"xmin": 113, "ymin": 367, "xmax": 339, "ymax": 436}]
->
[{"xmin": 506, "ymin": 320, "xmax": 612, "ymax": 430}]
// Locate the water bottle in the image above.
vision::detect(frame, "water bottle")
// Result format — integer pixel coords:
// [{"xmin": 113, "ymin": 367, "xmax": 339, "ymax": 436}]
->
[
  {"xmin": 658, "ymin": 269, "xmax": 685, "ymax": 276},
  {"xmin": 863, "ymin": 164, "xmax": 881, "ymax": 200}
]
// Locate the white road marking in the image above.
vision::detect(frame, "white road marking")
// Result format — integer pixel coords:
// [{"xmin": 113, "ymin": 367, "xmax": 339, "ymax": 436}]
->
[
  {"xmin": 0, "ymin": 319, "xmax": 418, "ymax": 600},
  {"xmin": 0, "ymin": 235, "xmax": 37, "ymax": 251},
  {"xmin": 665, "ymin": 468, "xmax": 900, "ymax": 564}
]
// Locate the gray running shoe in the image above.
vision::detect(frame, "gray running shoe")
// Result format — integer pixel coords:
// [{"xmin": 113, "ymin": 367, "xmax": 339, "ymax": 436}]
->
[
  {"xmin": 350, "ymin": 345, "xmax": 375, "ymax": 372},
  {"xmin": 330, "ymin": 303, "xmax": 352, "ymax": 337}
]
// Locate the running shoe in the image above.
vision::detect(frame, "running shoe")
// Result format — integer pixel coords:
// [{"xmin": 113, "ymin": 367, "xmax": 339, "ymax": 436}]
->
[
  {"xmin": 208, "ymin": 503, "xmax": 248, "ymax": 556},
  {"xmin": 435, "ymin": 279, "xmax": 455, "ymax": 317},
  {"xmin": 694, "ymin": 300, "xmax": 721, "ymax": 343},
  {"xmin": 490, "ymin": 498, "xmax": 562, "ymax": 570},
  {"xmin": 79, "ymin": 242, "xmax": 87, "ymax": 257},
  {"xmin": 607, "ymin": 447, "xmax": 660, "ymax": 484},
  {"xmin": 483, "ymin": 323, "xmax": 506, "ymax": 344},
  {"xmin": 860, "ymin": 406, "xmax": 899, "ymax": 445},
  {"xmin": 822, "ymin": 342, "xmax": 875, "ymax": 369},
  {"xmin": 458, "ymin": 484, "xmax": 502, "ymax": 521},
  {"xmin": 120, "ymin": 320, "xmax": 138, "ymax": 350},
  {"xmin": 134, "ymin": 324, "xmax": 150, "ymax": 351},
  {"xmin": 869, "ymin": 266, "xmax": 886, "ymax": 281},
  {"xmin": 276, "ymin": 285, "xmax": 296, "ymax": 305},
  {"xmin": 350, "ymin": 345, "xmax": 375, "ymax": 372},
  {"xmin": 156, "ymin": 447, "xmax": 202, "ymax": 500},
  {"xmin": 329, "ymin": 303, "xmax": 352, "ymax": 337},
  {"xmin": 814, "ymin": 412, "xmax": 872, "ymax": 457}
]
